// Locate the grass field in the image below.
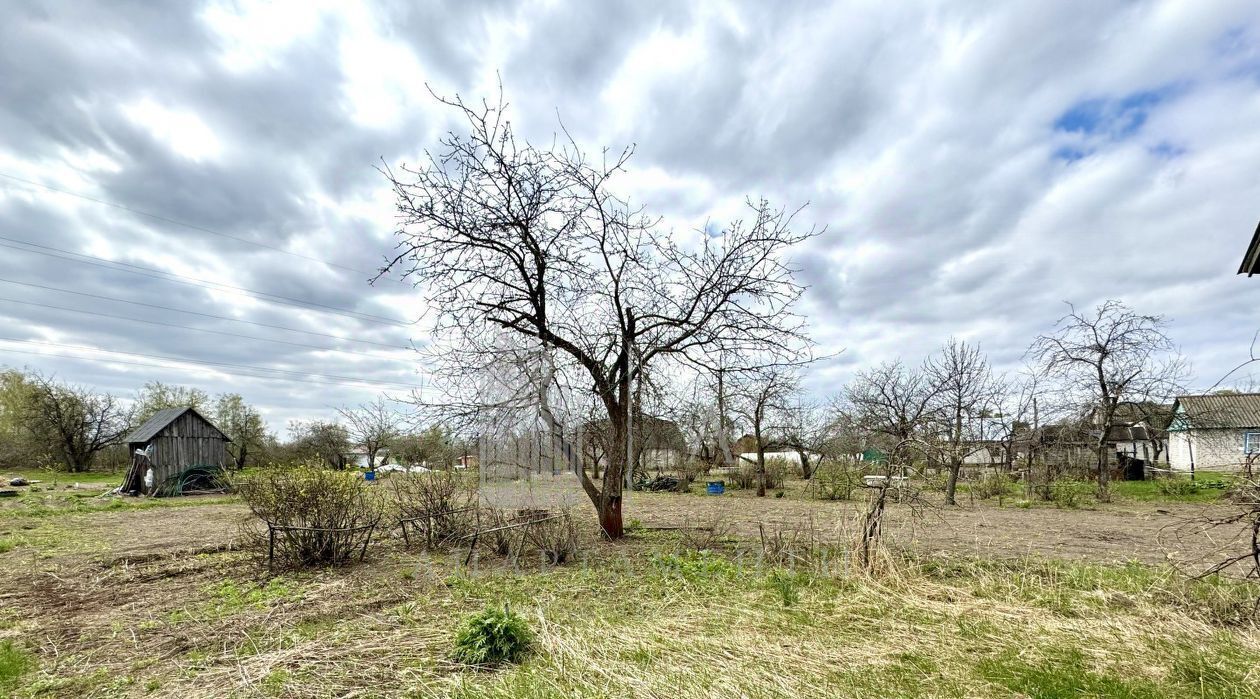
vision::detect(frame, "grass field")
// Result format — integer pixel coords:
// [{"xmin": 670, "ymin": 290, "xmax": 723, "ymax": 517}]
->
[{"xmin": 1, "ymin": 468, "xmax": 1257, "ymax": 698}]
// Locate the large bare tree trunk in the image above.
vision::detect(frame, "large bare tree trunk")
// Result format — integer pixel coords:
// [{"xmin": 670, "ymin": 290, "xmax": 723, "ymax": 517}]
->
[{"xmin": 596, "ymin": 418, "xmax": 627, "ymax": 538}]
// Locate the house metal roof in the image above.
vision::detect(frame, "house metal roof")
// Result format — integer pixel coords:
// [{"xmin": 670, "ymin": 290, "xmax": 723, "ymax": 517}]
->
[
  {"xmin": 1239, "ymin": 220, "xmax": 1260, "ymax": 276},
  {"xmin": 124, "ymin": 407, "xmax": 229, "ymax": 443},
  {"xmin": 1171, "ymin": 393, "xmax": 1260, "ymax": 430}
]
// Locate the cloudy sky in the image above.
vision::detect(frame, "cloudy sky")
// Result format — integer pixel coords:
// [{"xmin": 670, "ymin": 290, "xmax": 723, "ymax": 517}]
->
[{"xmin": 2, "ymin": 0, "xmax": 1259, "ymax": 433}]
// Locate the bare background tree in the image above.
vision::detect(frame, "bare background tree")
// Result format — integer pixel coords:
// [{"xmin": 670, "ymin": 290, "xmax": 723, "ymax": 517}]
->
[
  {"xmin": 922, "ymin": 339, "xmax": 1003, "ymax": 506},
  {"xmin": 844, "ymin": 360, "xmax": 938, "ymax": 469},
  {"xmin": 287, "ymin": 420, "xmax": 351, "ymax": 470},
  {"xmin": 1029, "ymin": 300, "xmax": 1187, "ymax": 499},
  {"xmin": 22, "ymin": 373, "xmax": 134, "ymax": 473},
  {"xmin": 379, "ymin": 92, "xmax": 816, "ymax": 537},
  {"xmin": 730, "ymin": 367, "xmax": 799, "ymax": 496},
  {"xmin": 779, "ymin": 397, "xmax": 833, "ymax": 481},
  {"xmin": 338, "ymin": 397, "xmax": 404, "ymax": 471}
]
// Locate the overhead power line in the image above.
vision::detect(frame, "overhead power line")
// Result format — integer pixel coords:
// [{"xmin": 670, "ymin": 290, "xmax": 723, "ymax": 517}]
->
[
  {"xmin": 0, "ymin": 170, "xmax": 410, "ymax": 285},
  {"xmin": 0, "ymin": 236, "xmax": 412, "ymax": 326},
  {"xmin": 0, "ymin": 277, "xmax": 413, "ymax": 351},
  {"xmin": 0, "ymin": 346, "xmax": 417, "ymax": 391},
  {"xmin": 0, "ymin": 296, "xmax": 409, "ymax": 360},
  {"xmin": 0, "ymin": 336, "xmax": 424, "ymax": 390}
]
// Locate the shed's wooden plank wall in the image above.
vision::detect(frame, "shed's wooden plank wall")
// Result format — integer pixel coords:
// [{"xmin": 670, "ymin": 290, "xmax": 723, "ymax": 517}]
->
[{"xmin": 132, "ymin": 411, "xmax": 229, "ymax": 495}]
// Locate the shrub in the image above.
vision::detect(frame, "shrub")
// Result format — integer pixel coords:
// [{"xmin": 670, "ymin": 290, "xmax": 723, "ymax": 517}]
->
[
  {"xmin": 1155, "ymin": 477, "xmax": 1199, "ymax": 497},
  {"xmin": 809, "ymin": 461, "xmax": 864, "ymax": 501},
  {"xmin": 477, "ymin": 509, "xmax": 518, "ymax": 557},
  {"xmin": 392, "ymin": 470, "xmax": 477, "ymax": 549},
  {"xmin": 1050, "ymin": 480, "xmax": 1092, "ymax": 509},
  {"xmin": 237, "ymin": 465, "xmax": 383, "ymax": 568},
  {"xmin": 972, "ymin": 472, "xmax": 1015, "ymax": 500},
  {"xmin": 522, "ymin": 509, "xmax": 580, "ymax": 565},
  {"xmin": 453, "ymin": 605, "xmax": 533, "ymax": 666},
  {"xmin": 678, "ymin": 459, "xmax": 706, "ymax": 491},
  {"xmin": 679, "ymin": 511, "xmax": 734, "ymax": 552},
  {"xmin": 730, "ymin": 457, "xmax": 787, "ymax": 490}
]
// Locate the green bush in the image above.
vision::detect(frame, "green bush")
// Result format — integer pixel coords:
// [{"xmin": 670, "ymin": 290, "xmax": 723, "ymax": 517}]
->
[
  {"xmin": 1155, "ymin": 477, "xmax": 1199, "ymax": 497},
  {"xmin": 1050, "ymin": 480, "xmax": 1092, "ymax": 509},
  {"xmin": 236, "ymin": 465, "xmax": 383, "ymax": 567},
  {"xmin": 972, "ymin": 473, "xmax": 1015, "ymax": 500},
  {"xmin": 453, "ymin": 605, "xmax": 534, "ymax": 666},
  {"xmin": 809, "ymin": 461, "xmax": 864, "ymax": 501}
]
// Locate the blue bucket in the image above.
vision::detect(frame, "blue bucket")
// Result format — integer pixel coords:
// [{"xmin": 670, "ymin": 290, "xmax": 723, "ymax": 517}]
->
[
  {"xmin": 706, "ymin": 481, "xmax": 725, "ymax": 495},
  {"xmin": 364, "ymin": 470, "xmax": 376, "ymax": 482}
]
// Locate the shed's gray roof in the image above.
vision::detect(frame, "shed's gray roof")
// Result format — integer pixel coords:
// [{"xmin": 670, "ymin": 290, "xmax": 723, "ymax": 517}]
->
[
  {"xmin": 125, "ymin": 407, "xmax": 229, "ymax": 443},
  {"xmin": 1239, "ymin": 219, "xmax": 1260, "ymax": 276},
  {"xmin": 1172, "ymin": 393, "xmax": 1260, "ymax": 430}
]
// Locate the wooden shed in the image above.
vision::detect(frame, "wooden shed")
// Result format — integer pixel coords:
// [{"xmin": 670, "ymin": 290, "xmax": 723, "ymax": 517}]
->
[{"xmin": 121, "ymin": 407, "xmax": 230, "ymax": 496}]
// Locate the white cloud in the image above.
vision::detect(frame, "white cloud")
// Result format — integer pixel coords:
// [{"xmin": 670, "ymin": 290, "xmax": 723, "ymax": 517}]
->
[{"xmin": 2, "ymin": 0, "xmax": 1260, "ymax": 431}]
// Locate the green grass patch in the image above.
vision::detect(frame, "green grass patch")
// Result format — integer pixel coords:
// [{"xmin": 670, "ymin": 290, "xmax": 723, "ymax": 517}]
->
[
  {"xmin": 1110, "ymin": 472, "xmax": 1236, "ymax": 503},
  {"xmin": 0, "ymin": 640, "xmax": 34, "ymax": 693},
  {"xmin": 978, "ymin": 646, "xmax": 1162, "ymax": 698}
]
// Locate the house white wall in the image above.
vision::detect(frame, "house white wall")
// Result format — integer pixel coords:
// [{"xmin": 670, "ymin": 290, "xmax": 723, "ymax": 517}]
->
[
  {"xmin": 737, "ymin": 451, "xmax": 819, "ymax": 466},
  {"xmin": 1168, "ymin": 429, "xmax": 1257, "ymax": 472}
]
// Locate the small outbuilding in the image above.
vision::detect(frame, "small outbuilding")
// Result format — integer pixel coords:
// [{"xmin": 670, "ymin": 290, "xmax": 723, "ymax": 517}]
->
[{"xmin": 121, "ymin": 407, "xmax": 231, "ymax": 496}]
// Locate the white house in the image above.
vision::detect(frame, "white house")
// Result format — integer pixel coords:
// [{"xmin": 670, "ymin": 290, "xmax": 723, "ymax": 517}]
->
[{"xmin": 1167, "ymin": 393, "xmax": 1260, "ymax": 473}]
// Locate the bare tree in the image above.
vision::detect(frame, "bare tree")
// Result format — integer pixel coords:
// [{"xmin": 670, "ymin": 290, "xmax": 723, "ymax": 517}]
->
[
  {"xmin": 22, "ymin": 373, "xmax": 133, "ymax": 472},
  {"xmin": 1029, "ymin": 300, "xmax": 1186, "ymax": 499},
  {"xmin": 338, "ymin": 397, "xmax": 404, "ymax": 471},
  {"xmin": 730, "ymin": 367, "xmax": 799, "ymax": 496},
  {"xmin": 779, "ymin": 398, "xmax": 833, "ymax": 480},
  {"xmin": 844, "ymin": 360, "xmax": 939, "ymax": 468},
  {"xmin": 922, "ymin": 339, "xmax": 1003, "ymax": 505},
  {"xmin": 378, "ymin": 92, "xmax": 815, "ymax": 537}
]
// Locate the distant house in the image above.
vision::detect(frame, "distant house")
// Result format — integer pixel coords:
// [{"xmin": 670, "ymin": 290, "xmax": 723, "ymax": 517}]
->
[
  {"xmin": 345, "ymin": 450, "xmax": 390, "ymax": 470},
  {"xmin": 1238, "ymin": 219, "xmax": 1260, "ymax": 276},
  {"xmin": 122, "ymin": 407, "xmax": 230, "ymax": 496},
  {"xmin": 1167, "ymin": 393, "xmax": 1260, "ymax": 473},
  {"xmin": 733, "ymin": 434, "xmax": 820, "ymax": 467}
]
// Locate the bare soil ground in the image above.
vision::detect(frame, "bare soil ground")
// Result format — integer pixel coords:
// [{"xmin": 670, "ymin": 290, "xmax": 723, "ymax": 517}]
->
[
  {"xmin": 1, "ymin": 485, "xmax": 1257, "ymax": 697},
  {"xmin": 5, "ymin": 488, "xmax": 1247, "ymax": 572}
]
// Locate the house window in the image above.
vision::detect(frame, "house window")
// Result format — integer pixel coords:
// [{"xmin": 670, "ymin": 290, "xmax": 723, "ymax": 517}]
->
[{"xmin": 1245, "ymin": 432, "xmax": 1260, "ymax": 454}]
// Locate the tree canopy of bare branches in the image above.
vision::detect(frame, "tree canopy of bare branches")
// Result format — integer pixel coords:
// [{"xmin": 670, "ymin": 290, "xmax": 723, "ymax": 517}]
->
[
  {"xmin": 379, "ymin": 92, "xmax": 817, "ymax": 537},
  {"xmin": 1028, "ymin": 300, "xmax": 1186, "ymax": 498},
  {"xmin": 730, "ymin": 367, "xmax": 800, "ymax": 496},
  {"xmin": 22, "ymin": 373, "xmax": 134, "ymax": 472},
  {"xmin": 922, "ymin": 339, "xmax": 1003, "ymax": 505},
  {"xmin": 338, "ymin": 397, "xmax": 404, "ymax": 471},
  {"xmin": 844, "ymin": 360, "xmax": 939, "ymax": 467}
]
